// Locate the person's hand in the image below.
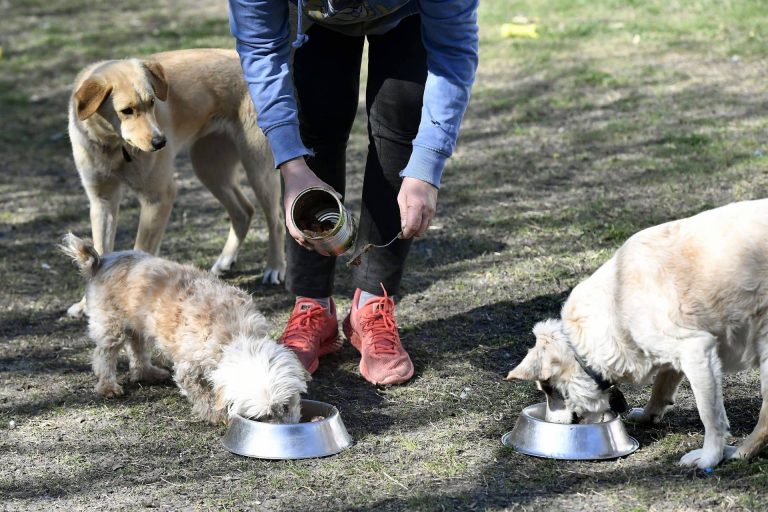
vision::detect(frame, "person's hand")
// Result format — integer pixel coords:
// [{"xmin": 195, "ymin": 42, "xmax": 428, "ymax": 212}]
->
[
  {"xmin": 397, "ymin": 177, "xmax": 438, "ymax": 239},
  {"xmin": 280, "ymin": 157, "xmax": 340, "ymax": 253}
]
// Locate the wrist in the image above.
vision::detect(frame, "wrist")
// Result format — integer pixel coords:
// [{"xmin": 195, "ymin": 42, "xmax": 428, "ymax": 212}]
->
[
  {"xmin": 403, "ymin": 176, "xmax": 438, "ymax": 191},
  {"xmin": 279, "ymin": 157, "xmax": 309, "ymax": 179},
  {"xmin": 399, "ymin": 146, "xmax": 447, "ymax": 189}
]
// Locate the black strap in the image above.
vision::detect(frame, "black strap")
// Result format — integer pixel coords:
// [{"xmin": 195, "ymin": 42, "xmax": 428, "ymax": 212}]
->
[
  {"xmin": 568, "ymin": 343, "xmax": 613, "ymax": 391},
  {"xmin": 567, "ymin": 341, "xmax": 629, "ymax": 413}
]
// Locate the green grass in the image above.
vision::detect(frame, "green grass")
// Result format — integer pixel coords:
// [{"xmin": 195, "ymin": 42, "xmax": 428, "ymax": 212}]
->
[{"xmin": 3, "ymin": 0, "xmax": 768, "ymax": 510}]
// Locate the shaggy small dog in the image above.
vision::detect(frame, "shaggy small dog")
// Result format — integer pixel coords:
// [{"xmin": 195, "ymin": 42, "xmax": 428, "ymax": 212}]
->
[
  {"xmin": 61, "ymin": 233, "xmax": 308, "ymax": 424},
  {"xmin": 507, "ymin": 199, "xmax": 768, "ymax": 469}
]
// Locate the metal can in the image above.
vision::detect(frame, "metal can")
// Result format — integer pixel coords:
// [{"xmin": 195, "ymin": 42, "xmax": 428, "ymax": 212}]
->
[{"xmin": 289, "ymin": 187, "xmax": 357, "ymax": 256}]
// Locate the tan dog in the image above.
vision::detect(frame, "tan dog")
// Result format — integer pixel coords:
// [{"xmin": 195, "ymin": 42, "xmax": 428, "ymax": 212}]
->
[
  {"xmin": 67, "ymin": 49, "xmax": 285, "ymax": 317},
  {"xmin": 507, "ymin": 199, "xmax": 768, "ymax": 468},
  {"xmin": 60, "ymin": 233, "xmax": 308, "ymax": 424}
]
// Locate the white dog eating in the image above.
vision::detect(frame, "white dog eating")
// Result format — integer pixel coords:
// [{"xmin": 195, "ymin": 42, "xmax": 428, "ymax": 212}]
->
[
  {"xmin": 61, "ymin": 233, "xmax": 308, "ymax": 424},
  {"xmin": 507, "ymin": 199, "xmax": 768, "ymax": 468}
]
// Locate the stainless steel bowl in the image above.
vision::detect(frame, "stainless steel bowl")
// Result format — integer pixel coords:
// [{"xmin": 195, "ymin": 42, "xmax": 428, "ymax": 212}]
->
[
  {"xmin": 501, "ymin": 402, "xmax": 639, "ymax": 460},
  {"xmin": 222, "ymin": 399, "xmax": 353, "ymax": 460}
]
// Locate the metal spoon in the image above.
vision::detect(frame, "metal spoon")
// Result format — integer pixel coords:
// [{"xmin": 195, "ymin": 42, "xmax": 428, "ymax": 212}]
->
[{"xmin": 345, "ymin": 231, "xmax": 402, "ymax": 267}]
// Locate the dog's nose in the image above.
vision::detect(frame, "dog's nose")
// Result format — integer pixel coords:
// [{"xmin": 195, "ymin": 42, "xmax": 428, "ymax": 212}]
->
[{"xmin": 151, "ymin": 135, "xmax": 167, "ymax": 150}]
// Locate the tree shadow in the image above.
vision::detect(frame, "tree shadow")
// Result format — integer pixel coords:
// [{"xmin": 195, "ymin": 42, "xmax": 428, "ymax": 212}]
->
[
  {"xmin": 341, "ymin": 394, "xmax": 768, "ymax": 512},
  {"xmin": 404, "ymin": 292, "xmax": 569, "ymax": 371}
]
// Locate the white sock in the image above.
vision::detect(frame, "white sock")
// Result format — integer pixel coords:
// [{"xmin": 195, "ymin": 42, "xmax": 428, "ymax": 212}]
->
[{"xmin": 357, "ymin": 290, "xmax": 378, "ymax": 309}]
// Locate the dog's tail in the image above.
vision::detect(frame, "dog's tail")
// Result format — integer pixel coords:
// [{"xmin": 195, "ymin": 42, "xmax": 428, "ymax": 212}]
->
[{"xmin": 59, "ymin": 233, "xmax": 101, "ymax": 278}]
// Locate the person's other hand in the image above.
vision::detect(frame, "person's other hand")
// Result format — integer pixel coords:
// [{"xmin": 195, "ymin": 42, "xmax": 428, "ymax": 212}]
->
[
  {"xmin": 397, "ymin": 177, "xmax": 438, "ymax": 239},
  {"xmin": 280, "ymin": 157, "xmax": 340, "ymax": 253}
]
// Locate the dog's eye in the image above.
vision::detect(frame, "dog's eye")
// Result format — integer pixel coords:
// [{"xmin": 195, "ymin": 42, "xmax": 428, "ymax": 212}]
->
[
  {"xmin": 120, "ymin": 107, "xmax": 133, "ymax": 116},
  {"xmin": 149, "ymin": 98, "xmax": 155, "ymax": 107}
]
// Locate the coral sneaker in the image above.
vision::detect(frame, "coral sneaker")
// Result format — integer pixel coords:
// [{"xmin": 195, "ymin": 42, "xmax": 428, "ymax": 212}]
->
[
  {"xmin": 279, "ymin": 298, "xmax": 342, "ymax": 374},
  {"xmin": 342, "ymin": 287, "xmax": 414, "ymax": 385}
]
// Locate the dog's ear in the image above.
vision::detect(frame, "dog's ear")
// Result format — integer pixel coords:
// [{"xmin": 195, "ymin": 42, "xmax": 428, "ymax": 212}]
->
[
  {"xmin": 506, "ymin": 345, "xmax": 562, "ymax": 382},
  {"xmin": 74, "ymin": 77, "xmax": 113, "ymax": 121},
  {"xmin": 506, "ymin": 347, "xmax": 543, "ymax": 381},
  {"xmin": 507, "ymin": 319, "xmax": 566, "ymax": 381},
  {"xmin": 143, "ymin": 61, "xmax": 168, "ymax": 101},
  {"xmin": 532, "ymin": 319, "xmax": 564, "ymax": 344}
]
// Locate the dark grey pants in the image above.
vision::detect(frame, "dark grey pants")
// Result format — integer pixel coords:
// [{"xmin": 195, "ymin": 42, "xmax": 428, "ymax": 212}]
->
[{"xmin": 286, "ymin": 14, "xmax": 427, "ymax": 298}]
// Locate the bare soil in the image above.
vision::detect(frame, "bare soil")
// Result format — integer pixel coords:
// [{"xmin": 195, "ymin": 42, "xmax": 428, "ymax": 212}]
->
[{"xmin": 3, "ymin": 0, "xmax": 768, "ymax": 511}]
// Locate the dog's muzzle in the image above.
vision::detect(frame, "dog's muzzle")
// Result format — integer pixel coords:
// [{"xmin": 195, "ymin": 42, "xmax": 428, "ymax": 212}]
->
[{"xmin": 151, "ymin": 135, "xmax": 167, "ymax": 151}]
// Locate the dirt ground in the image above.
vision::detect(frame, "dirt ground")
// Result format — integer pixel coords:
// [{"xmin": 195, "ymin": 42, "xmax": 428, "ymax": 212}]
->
[{"xmin": 3, "ymin": 0, "xmax": 768, "ymax": 510}]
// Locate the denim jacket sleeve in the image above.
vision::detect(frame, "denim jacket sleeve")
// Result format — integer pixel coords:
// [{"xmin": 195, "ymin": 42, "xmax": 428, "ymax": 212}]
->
[
  {"xmin": 400, "ymin": 0, "xmax": 479, "ymax": 188},
  {"xmin": 229, "ymin": 0, "xmax": 311, "ymax": 168}
]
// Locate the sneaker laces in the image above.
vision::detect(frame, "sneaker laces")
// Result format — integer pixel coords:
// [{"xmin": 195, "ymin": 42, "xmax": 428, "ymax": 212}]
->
[
  {"xmin": 359, "ymin": 288, "xmax": 400, "ymax": 356},
  {"xmin": 282, "ymin": 303, "xmax": 327, "ymax": 349}
]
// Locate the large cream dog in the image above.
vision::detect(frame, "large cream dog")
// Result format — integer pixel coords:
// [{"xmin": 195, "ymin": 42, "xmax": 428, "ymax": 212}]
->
[
  {"xmin": 67, "ymin": 49, "xmax": 285, "ymax": 317},
  {"xmin": 507, "ymin": 199, "xmax": 768, "ymax": 468},
  {"xmin": 60, "ymin": 233, "xmax": 308, "ymax": 424}
]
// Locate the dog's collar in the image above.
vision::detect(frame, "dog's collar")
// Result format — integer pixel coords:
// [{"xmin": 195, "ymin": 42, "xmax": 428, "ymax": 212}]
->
[
  {"xmin": 566, "ymin": 341, "xmax": 629, "ymax": 413},
  {"xmin": 568, "ymin": 342, "xmax": 613, "ymax": 391},
  {"xmin": 121, "ymin": 146, "xmax": 132, "ymax": 163}
]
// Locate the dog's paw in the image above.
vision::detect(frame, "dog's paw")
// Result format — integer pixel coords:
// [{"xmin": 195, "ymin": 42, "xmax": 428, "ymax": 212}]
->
[
  {"xmin": 95, "ymin": 381, "xmax": 124, "ymax": 398},
  {"xmin": 132, "ymin": 366, "xmax": 170, "ymax": 384},
  {"xmin": 625, "ymin": 407, "xmax": 661, "ymax": 425},
  {"xmin": 210, "ymin": 259, "xmax": 233, "ymax": 276},
  {"xmin": 723, "ymin": 444, "xmax": 757, "ymax": 461},
  {"xmin": 679, "ymin": 448, "xmax": 724, "ymax": 469},
  {"xmin": 723, "ymin": 445, "xmax": 742, "ymax": 460},
  {"xmin": 67, "ymin": 298, "xmax": 88, "ymax": 319},
  {"xmin": 262, "ymin": 267, "xmax": 284, "ymax": 285}
]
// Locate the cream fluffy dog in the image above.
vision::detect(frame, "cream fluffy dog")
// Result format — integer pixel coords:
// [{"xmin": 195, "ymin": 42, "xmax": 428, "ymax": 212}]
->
[
  {"xmin": 67, "ymin": 48, "xmax": 285, "ymax": 317},
  {"xmin": 507, "ymin": 199, "xmax": 768, "ymax": 468},
  {"xmin": 61, "ymin": 233, "xmax": 308, "ymax": 424}
]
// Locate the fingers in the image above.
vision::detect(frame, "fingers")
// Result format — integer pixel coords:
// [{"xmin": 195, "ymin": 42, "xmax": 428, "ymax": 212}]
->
[
  {"xmin": 399, "ymin": 197, "xmax": 435, "ymax": 239},
  {"xmin": 286, "ymin": 202, "xmax": 330, "ymax": 254},
  {"xmin": 416, "ymin": 206, "xmax": 433, "ymax": 237},
  {"xmin": 398, "ymin": 193, "xmax": 409, "ymax": 237},
  {"xmin": 402, "ymin": 205, "xmax": 434, "ymax": 238},
  {"xmin": 402, "ymin": 204, "xmax": 423, "ymax": 239},
  {"xmin": 286, "ymin": 212, "xmax": 313, "ymax": 250},
  {"xmin": 398, "ymin": 177, "xmax": 438, "ymax": 239}
]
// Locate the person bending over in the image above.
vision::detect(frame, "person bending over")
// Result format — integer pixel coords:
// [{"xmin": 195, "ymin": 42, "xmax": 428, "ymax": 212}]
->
[{"xmin": 229, "ymin": 0, "xmax": 479, "ymax": 385}]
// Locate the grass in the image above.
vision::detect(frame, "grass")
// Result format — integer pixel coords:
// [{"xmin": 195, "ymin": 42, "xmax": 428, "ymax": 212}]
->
[{"xmin": 3, "ymin": 0, "xmax": 768, "ymax": 510}]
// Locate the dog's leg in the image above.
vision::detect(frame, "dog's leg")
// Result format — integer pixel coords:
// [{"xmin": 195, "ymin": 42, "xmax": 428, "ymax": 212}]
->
[
  {"xmin": 626, "ymin": 367, "xmax": 685, "ymax": 425},
  {"xmin": 238, "ymin": 135, "xmax": 286, "ymax": 285},
  {"xmin": 84, "ymin": 177, "xmax": 123, "ymax": 255},
  {"xmin": 190, "ymin": 134, "xmax": 255, "ymax": 275},
  {"xmin": 126, "ymin": 332, "xmax": 170, "ymax": 384},
  {"xmin": 678, "ymin": 335, "xmax": 729, "ymax": 469},
  {"xmin": 725, "ymin": 346, "xmax": 768, "ymax": 460},
  {"xmin": 134, "ymin": 158, "xmax": 177, "ymax": 255},
  {"xmin": 91, "ymin": 330, "xmax": 126, "ymax": 398},
  {"xmin": 173, "ymin": 362, "xmax": 225, "ymax": 424},
  {"xmin": 68, "ymin": 176, "xmax": 123, "ymax": 318}
]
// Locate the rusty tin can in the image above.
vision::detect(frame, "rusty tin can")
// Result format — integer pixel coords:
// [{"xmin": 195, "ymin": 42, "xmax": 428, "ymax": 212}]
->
[{"xmin": 289, "ymin": 187, "xmax": 357, "ymax": 256}]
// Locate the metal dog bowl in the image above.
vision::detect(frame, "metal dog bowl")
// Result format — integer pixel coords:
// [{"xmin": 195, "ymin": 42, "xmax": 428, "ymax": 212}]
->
[
  {"xmin": 501, "ymin": 402, "xmax": 639, "ymax": 460},
  {"xmin": 222, "ymin": 399, "xmax": 353, "ymax": 460}
]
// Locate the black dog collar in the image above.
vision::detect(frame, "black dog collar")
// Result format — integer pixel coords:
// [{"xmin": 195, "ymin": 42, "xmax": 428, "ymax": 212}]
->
[
  {"xmin": 567, "ymin": 341, "xmax": 629, "ymax": 413},
  {"xmin": 569, "ymin": 345, "xmax": 612, "ymax": 391}
]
